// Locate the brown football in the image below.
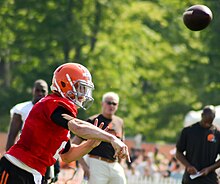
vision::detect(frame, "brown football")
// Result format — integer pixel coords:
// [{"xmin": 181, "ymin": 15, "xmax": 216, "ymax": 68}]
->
[{"xmin": 183, "ymin": 5, "xmax": 213, "ymax": 31}]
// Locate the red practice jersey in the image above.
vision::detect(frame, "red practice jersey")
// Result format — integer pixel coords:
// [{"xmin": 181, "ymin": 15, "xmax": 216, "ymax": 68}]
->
[{"xmin": 7, "ymin": 94, "xmax": 77, "ymax": 175}]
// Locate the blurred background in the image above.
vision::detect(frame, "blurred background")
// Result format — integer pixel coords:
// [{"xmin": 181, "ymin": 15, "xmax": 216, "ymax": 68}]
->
[{"xmin": 1, "ymin": 0, "xmax": 220, "ymax": 144}]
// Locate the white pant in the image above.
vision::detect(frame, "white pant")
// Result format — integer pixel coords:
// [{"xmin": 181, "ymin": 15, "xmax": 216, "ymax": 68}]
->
[{"xmin": 86, "ymin": 157, "xmax": 126, "ymax": 184}]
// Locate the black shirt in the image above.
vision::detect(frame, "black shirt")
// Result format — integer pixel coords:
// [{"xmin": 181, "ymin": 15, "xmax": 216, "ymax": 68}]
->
[
  {"xmin": 176, "ymin": 122, "xmax": 220, "ymax": 184},
  {"xmin": 87, "ymin": 114, "xmax": 117, "ymax": 161}
]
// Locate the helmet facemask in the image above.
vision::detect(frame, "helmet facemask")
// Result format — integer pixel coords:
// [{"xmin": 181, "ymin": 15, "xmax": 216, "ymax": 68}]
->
[{"xmin": 59, "ymin": 74, "xmax": 94, "ymax": 110}]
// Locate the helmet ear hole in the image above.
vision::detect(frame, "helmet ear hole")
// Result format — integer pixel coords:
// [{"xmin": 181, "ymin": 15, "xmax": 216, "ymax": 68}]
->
[{"xmin": 61, "ymin": 81, "xmax": 66, "ymax": 87}]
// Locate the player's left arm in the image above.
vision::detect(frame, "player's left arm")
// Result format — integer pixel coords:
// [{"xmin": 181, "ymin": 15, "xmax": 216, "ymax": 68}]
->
[
  {"xmin": 61, "ymin": 121, "xmax": 104, "ymax": 163},
  {"xmin": 61, "ymin": 139, "xmax": 100, "ymax": 163},
  {"xmin": 50, "ymin": 108, "xmax": 104, "ymax": 162}
]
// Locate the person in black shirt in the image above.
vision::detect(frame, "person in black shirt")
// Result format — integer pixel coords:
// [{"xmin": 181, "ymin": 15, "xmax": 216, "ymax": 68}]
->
[
  {"xmin": 176, "ymin": 105, "xmax": 220, "ymax": 184},
  {"xmin": 72, "ymin": 92, "xmax": 126, "ymax": 184}
]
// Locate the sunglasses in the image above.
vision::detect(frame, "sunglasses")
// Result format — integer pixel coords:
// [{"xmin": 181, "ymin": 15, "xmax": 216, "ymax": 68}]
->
[{"xmin": 105, "ymin": 101, "xmax": 118, "ymax": 106}]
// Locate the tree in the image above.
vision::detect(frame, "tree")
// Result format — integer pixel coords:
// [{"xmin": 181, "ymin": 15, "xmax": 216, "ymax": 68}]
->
[{"xmin": 1, "ymin": 0, "xmax": 220, "ymax": 143}]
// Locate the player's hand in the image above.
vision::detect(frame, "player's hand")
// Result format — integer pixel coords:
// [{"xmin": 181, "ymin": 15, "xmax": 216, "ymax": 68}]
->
[
  {"xmin": 186, "ymin": 165, "xmax": 197, "ymax": 174},
  {"xmin": 111, "ymin": 137, "xmax": 131, "ymax": 162}
]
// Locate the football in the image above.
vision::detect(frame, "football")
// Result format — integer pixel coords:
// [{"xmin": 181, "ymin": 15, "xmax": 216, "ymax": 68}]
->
[{"xmin": 183, "ymin": 4, "xmax": 213, "ymax": 31}]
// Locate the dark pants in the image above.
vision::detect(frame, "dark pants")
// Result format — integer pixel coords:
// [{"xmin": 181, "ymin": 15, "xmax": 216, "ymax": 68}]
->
[{"xmin": 0, "ymin": 157, "xmax": 46, "ymax": 184}]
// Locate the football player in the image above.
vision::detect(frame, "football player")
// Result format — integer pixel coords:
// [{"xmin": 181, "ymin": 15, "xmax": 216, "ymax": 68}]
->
[{"xmin": 0, "ymin": 63, "xmax": 130, "ymax": 184}]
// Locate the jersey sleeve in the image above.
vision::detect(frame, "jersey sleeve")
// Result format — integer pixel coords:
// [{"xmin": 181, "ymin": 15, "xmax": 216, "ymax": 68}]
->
[
  {"xmin": 10, "ymin": 103, "xmax": 26, "ymax": 117},
  {"xmin": 50, "ymin": 106, "xmax": 72, "ymax": 130}
]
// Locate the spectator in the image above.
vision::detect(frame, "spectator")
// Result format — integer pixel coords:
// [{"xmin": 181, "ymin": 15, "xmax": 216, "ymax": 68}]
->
[
  {"xmin": 73, "ymin": 91, "xmax": 127, "ymax": 184},
  {"xmin": 135, "ymin": 154, "xmax": 154, "ymax": 177},
  {"xmin": 162, "ymin": 148, "xmax": 181, "ymax": 178},
  {"xmin": 176, "ymin": 105, "xmax": 220, "ymax": 184}
]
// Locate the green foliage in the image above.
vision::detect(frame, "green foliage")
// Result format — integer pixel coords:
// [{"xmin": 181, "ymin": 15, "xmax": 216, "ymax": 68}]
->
[{"xmin": 0, "ymin": 0, "xmax": 220, "ymax": 143}]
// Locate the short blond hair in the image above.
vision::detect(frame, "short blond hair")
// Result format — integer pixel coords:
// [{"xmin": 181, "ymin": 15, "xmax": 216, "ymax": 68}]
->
[{"xmin": 102, "ymin": 92, "xmax": 119, "ymax": 103}]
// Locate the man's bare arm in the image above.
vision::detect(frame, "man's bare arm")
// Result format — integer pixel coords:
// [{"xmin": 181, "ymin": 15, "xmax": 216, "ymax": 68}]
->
[
  {"xmin": 6, "ymin": 114, "xmax": 23, "ymax": 151},
  {"xmin": 176, "ymin": 150, "xmax": 197, "ymax": 175}
]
